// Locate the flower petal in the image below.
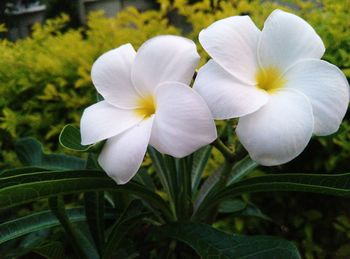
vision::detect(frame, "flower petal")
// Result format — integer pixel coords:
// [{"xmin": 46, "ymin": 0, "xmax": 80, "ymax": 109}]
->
[
  {"xmin": 91, "ymin": 43, "xmax": 140, "ymax": 109},
  {"xmin": 150, "ymin": 82, "xmax": 217, "ymax": 157},
  {"xmin": 258, "ymin": 9, "xmax": 325, "ymax": 71},
  {"xmin": 199, "ymin": 16, "xmax": 260, "ymax": 85},
  {"xmin": 285, "ymin": 59, "xmax": 350, "ymax": 136},
  {"xmin": 193, "ymin": 60, "xmax": 269, "ymax": 119},
  {"xmin": 236, "ymin": 89, "xmax": 314, "ymax": 166},
  {"xmin": 80, "ymin": 101, "xmax": 142, "ymax": 145},
  {"xmin": 98, "ymin": 117, "xmax": 154, "ymax": 184},
  {"xmin": 131, "ymin": 35, "xmax": 200, "ymax": 95}
]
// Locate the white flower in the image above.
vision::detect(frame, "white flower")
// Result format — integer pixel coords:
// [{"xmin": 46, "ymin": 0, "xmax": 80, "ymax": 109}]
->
[
  {"xmin": 194, "ymin": 10, "xmax": 349, "ymax": 166},
  {"xmin": 80, "ymin": 35, "xmax": 217, "ymax": 184}
]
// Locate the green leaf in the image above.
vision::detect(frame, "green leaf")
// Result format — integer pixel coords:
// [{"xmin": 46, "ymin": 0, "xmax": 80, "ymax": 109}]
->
[
  {"xmin": 133, "ymin": 168, "xmax": 156, "ymax": 191},
  {"xmin": 0, "ymin": 170, "xmax": 172, "ymax": 220},
  {"xmin": 191, "ymin": 146, "xmax": 212, "ymax": 193},
  {"xmin": 59, "ymin": 124, "xmax": 92, "ymax": 152},
  {"xmin": 103, "ymin": 200, "xmax": 148, "ymax": 259},
  {"xmin": 148, "ymin": 147, "xmax": 176, "ymax": 218},
  {"xmin": 31, "ymin": 241, "xmax": 65, "ymax": 259},
  {"xmin": 0, "ymin": 166, "xmax": 49, "ymax": 178},
  {"xmin": 155, "ymin": 222, "xmax": 300, "ymax": 258},
  {"xmin": 84, "ymin": 192, "xmax": 105, "ymax": 255},
  {"xmin": 226, "ymin": 156, "xmax": 258, "ymax": 185},
  {"xmin": 218, "ymin": 199, "xmax": 271, "ymax": 221},
  {"xmin": 218, "ymin": 199, "xmax": 246, "ymax": 213},
  {"xmin": 49, "ymin": 196, "xmax": 98, "ymax": 259},
  {"xmin": 0, "ymin": 208, "xmax": 86, "ymax": 244},
  {"xmin": 197, "ymin": 173, "xmax": 350, "ymax": 216},
  {"xmin": 15, "ymin": 137, "xmax": 86, "ymax": 170},
  {"xmin": 193, "ymin": 162, "xmax": 232, "ymax": 215},
  {"xmin": 238, "ymin": 203, "xmax": 271, "ymax": 221}
]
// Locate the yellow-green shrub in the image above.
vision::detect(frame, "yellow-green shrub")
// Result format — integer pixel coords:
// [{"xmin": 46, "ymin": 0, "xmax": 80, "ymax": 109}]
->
[{"xmin": 0, "ymin": 0, "xmax": 349, "ymax": 171}]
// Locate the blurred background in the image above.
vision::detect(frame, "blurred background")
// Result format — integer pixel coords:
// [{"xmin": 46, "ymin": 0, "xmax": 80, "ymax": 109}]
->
[{"xmin": 0, "ymin": 0, "xmax": 349, "ymax": 258}]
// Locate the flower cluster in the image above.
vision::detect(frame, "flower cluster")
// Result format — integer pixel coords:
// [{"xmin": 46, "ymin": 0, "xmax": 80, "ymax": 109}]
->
[{"xmin": 81, "ymin": 10, "xmax": 349, "ymax": 184}]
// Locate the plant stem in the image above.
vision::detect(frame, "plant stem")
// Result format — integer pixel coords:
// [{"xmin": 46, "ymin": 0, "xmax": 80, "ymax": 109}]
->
[{"xmin": 211, "ymin": 138, "xmax": 235, "ymax": 163}]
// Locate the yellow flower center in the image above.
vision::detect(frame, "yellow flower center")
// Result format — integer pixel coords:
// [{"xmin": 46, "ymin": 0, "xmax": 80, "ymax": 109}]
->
[
  {"xmin": 135, "ymin": 95, "xmax": 156, "ymax": 118},
  {"xmin": 255, "ymin": 66, "xmax": 286, "ymax": 93}
]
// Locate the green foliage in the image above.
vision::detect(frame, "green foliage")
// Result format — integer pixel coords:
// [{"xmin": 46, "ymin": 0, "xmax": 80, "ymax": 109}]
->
[
  {"xmin": 0, "ymin": 0, "xmax": 350, "ymax": 257},
  {"xmin": 0, "ymin": 208, "xmax": 86, "ymax": 245},
  {"xmin": 155, "ymin": 222, "xmax": 301, "ymax": 258},
  {"xmin": 0, "ymin": 8, "xmax": 179, "ymax": 169},
  {"xmin": 0, "ymin": 0, "xmax": 349, "ymax": 171}
]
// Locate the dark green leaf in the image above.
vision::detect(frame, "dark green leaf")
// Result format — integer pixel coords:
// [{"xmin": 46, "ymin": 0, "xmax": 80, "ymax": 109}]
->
[
  {"xmin": 84, "ymin": 192, "xmax": 105, "ymax": 255},
  {"xmin": 0, "ymin": 170, "xmax": 172, "ymax": 220},
  {"xmin": 219, "ymin": 199, "xmax": 271, "ymax": 221},
  {"xmin": 15, "ymin": 137, "xmax": 86, "ymax": 170},
  {"xmin": 133, "ymin": 168, "xmax": 156, "ymax": 191},
  {"xmin": 103, "ymin": 200, "xmax": 148, "ymax": 259},
  {"xmin": 156, "ymin": 222, "xmax": 300, "ymax": 259},
  {"xmin": 193, "ymin": 162, "xmax": 232, "ymax": 214},
  {"xmin": 32, "ymin": 241, "xmax": 65, "ymax": 259},
  {"xmin": 0, "ymin": 166, "xmax": 49, "ymax": 178},
  {"xmin": 227, "ymin": 156, "xmax": 258, "ymax": 185},
  {"xmin": 238, "ymin": 203, "xmax": 271, "ymax": 221},
  {"xmin": 191, "ymin": 146, "xmax": 212, "ymax": 193},
  {"xmin": 49, "ymin": 196, "xmax": 98, "ymax": 259},
  {"xmin": 197, "ymin": 173, "xmax": 350, "ymax": 216},
  {"xmin": 218, "ymin": 199, "xmax": 246, "ymax": 213},
  {"xmin": 59, "ymin": 125, "xmax": 92, "ymax": 152},
  {"xmin": 0, "ymin": 208, "xmax": 86, "ymax": 244}
]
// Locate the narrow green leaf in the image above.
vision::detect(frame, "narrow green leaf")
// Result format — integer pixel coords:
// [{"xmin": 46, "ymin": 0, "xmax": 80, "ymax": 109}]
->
[
  {"xmin": 103, "ymin": 200, "xmax": 147, "ymax": 259},
  {"xmin": 15, "ymin": 137, "xmax": 86, "ymax": 170},
  {"xmin": 49, "ymin": 196, "xmax": 99, "ymax": 259},
  {"xmin": 0, "ymin": 170, "xmax": 172, "ymax": 220},
  {"xmin": 197, "ymin": 173, "xmax": 350, "ymax": 217},
  {"xmin": 0, "ymin": 208, "xmax": 86, "ymax": 245},
  {"xmin": 148, "ymin": 147, "xmax": 171, "ymax": 195},
  {"xmin": 32, "ymin": 241, "xmax": 65, "ymax": 259},
  {"xmin": 226, "ymin": 156, "xmax": 258, "ymax": 185},
  {"xmin": 0, "ymin": 166, "xmax": 49, "ymax": 178},
  {"xmin": 84, "ymin": 192, "xmax": 105, "ymax": 255},
  {"xmin": 218, "ymin": 199, "xmax": 271, "ymax": 221},
  {"xmin": 133, "ymin": 168, "xmax": 156, "ymax": 191},
  {"xmin": 218, "ymin": 199, "xmax": 246, "ymax": 213},
  {"xmin": 148, "ymin": 147, "xmax": 176, "ymax": 220},
  {"xmin": 59, "ymin": 125, "xmax": 92, "ymax": 152},
  {"xmin": 193, "ymin": 162, "xmax": 232, "ymax": 214},
  {"xmin": 191, "ymin": 146, "xmax": 212, "ymax": 193},
  {"xmin": 238, "ymin": 203, "xmax": 272, "ymax": 221},
  {"xmin": 155, "ymin": 222, "xmax": 300, "ymax": 258},
  {"xmin": 0, "ymin": 170, "xmax": 103, "ymax": 189}
]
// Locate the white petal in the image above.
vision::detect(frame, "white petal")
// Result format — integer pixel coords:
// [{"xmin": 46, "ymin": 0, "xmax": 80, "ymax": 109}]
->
[
  {"xmin": 98, "ymin": 117, "xmax": 154, "ymax": 184},
  {"xmin": 131, "ymin": 35, "xmax": 200, "ymax": 95},
  {"xmin": 150, "ymin": 82, "xmax": 217, "ymax": 157},
  {"xmin": 285, "ymin": 59, "xmax": 350, "ymax": 136},
  {"xmin": 193, "ymin": 60, "xmax": 269, "ymax": 119},
  {"xmin": 199, "ymin": 16, "xmax": 260, "ymax": 85},
  {"xmin": 236, "ymin": 89, "xmax": 314, "ymax": 166},
  {"xmin": 91, "ymin": 44, "xmax": 140, "ymax": 109},
  {"xmin": 258, "ymin": 9, "xmax": 325, "ymax": 71},
  {"xmin": 80, "ymin": 101, "xmax": 142, "ymax": 145}
]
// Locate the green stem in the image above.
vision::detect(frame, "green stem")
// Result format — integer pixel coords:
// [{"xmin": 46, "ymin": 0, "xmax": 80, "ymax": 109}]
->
[{"xmin": 211, "ymin": 138, "xmax": 235, "ymax": 163}]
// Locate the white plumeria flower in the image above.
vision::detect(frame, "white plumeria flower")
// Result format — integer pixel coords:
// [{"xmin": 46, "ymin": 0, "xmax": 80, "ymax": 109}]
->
[
  {"xmin": 80, "ymin": 35, "xmax": 217, "ymax": 184},
  {"xmin": 194, "ymin": 9, "xmax": 349, "ymax": 166}
]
